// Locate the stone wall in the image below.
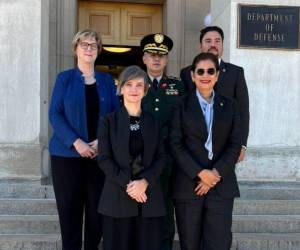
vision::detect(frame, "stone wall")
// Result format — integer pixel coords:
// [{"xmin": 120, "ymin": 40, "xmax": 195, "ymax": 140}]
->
[
  {"xmin": 0, "ymin": 0, "xmax": 43, "ymax": 179},
  {"xmin": 211, "ymin": 0, "xmax": 300, "ymax": 181}
]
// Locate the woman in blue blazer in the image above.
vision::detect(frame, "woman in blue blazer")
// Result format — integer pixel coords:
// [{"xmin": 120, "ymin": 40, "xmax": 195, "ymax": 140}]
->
[{"xmin": 49, "ymin": 29, "xmax": 119, "ymax": 250}]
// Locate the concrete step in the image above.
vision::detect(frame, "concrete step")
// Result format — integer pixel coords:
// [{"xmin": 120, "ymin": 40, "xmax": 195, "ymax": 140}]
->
[
  {"xmin": 231, "ymin": 233, "xmax": 300, "ymax": 250},
  {"xmin": 1, "ymin": 181, "xmax": 300, "ymax": 200},
  {"xmin": 0, "ymin": 199, "xmax": 57, "ymax": 215},
  {"xmin": 174, "ymin": 215, "xmax": 300, "ymax": 234},
  {"xmin": 233, "ymin": 199, "xmax": 300, "ymax": 215},
  {"xmin": 0, "ymin": 215, "xmax": 59, "ymax": 234},
  {"xmin": 0, "ymin": 233, "xmax": 299, "ymax": 250},
  {"xmin": 1, "ymin": 198, "xmax": 299, "ymax": 216},
  {"xmin": 173, "ymin": 233, "xmax": 300, "ymax": 250},
  {"xmin": 1, "ymin": 214, "xmax": 300, "ymax": 235},
  {"xmin": 239, "ymin": 181, "xmax": 300, "ymax": 200},
  {"xmin": 0, "ymin": 182, "xmax": 54, "ymax": 199},
  {"xmin": 232, "ymin": 215, "xmax": 300, "ymax": 233},
  {"xmin": 0, "ymin": 234, "xmax": 61, "ymax": 250}
]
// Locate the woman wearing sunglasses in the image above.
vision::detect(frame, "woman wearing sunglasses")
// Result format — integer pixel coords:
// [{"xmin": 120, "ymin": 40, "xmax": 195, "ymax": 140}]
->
[
  {"xmin": 170, "ymin": 52, "xmax": 241, "ymax": 250},
  {"xmin": 49, "ymin": 29, "xmax": 119, "ymax": 250}
]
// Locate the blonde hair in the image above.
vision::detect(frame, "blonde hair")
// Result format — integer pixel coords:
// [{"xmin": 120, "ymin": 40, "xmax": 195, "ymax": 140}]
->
[{"xmin": 72, "ymin": 29, "xmax": 102, "ymax": 55}]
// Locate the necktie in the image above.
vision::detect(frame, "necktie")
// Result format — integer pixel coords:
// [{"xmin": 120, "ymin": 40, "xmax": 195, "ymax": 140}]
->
[
  {"xmin": 202, "ymin": 102, "xmax": 214, "ymax": 160},
  {"xmin": 153, "ymin": 78, "xmax": 159, "ymax": 90}
]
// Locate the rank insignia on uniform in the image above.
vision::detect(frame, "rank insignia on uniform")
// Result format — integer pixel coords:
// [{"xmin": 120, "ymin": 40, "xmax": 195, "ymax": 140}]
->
[
  {"xmin": 154, "ymin": 34, "xmax": 164, "ymax": 43},
  {"xmin": 169, "ymin": 84, "xmax": 175, "ymax": 89},
  {"xmin": 168, "ymin": 76, "xmax": 181, "ymax": 81},
  {"xmin": 140, "ymin": 33, "xmax": 173, "ymax": 55},
  {"xmin": 166, "ymin": 88, "xmax": 179, "ymax": 95}
]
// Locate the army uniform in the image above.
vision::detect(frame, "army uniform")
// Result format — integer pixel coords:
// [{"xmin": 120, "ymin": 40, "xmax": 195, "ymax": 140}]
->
[
  {"xmin": 143, "ymin": 76, "xmax": 186, "ymax": 250},
  {"xmin": 141, "ymin": 33, "xmax": 186, "ymax": 250},
  {"xmin": 143, "ymin": 75, "xmax": 185, "ymax": 137},
  {"xmin": 142, "ymin": 79, "xmax": 185, "ymax": 250}
]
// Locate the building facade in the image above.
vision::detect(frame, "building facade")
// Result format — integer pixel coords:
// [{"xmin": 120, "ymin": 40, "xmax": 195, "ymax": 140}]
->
[{"xmin": 0, "ymin": 0, "xmax": 299, "ymax": 183}]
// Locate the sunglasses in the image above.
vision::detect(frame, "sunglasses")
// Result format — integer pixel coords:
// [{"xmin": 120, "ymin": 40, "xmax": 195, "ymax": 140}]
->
[{"xmin": 196, "ymin": 68, "xmax": 216, "ymax": 76}]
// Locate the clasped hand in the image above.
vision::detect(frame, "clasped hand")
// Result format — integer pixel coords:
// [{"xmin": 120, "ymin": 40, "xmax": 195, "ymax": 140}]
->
[
  {"xmin": 73, "ymin": 139, "xmax": 98, "ymax": 158},
  {"xmin": 126, "ymin": 179, "xmax": 149, "ymax": 203},
  {"xmin": 195, "ymin": 169, "xmax": 221, "ymax": 196}
]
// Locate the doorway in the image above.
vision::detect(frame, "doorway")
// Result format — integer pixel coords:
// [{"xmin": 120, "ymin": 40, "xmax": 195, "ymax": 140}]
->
[{"xmin": 78, "ymin": 1, "xmax": 163, "ymax": 77}]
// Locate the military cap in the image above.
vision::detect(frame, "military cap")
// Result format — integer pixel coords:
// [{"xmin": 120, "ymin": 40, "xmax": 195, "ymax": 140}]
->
[{"xmin": 140, "ymin": 33, "xmax": 173, "ymax": 55}]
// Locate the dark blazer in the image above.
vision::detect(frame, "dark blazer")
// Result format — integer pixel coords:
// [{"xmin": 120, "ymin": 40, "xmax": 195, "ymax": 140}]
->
[
  {"xmin": 180, "ymin": 60, "xmax": 249, "ymax": 146},
  {"xmin": 169, "ymin": 92, "xmax": 241, "ymax": 199},
  {"xmin": 49, "ymin": 67, "xmax": 119, "ymax": 157},
  {"xmin": 97, "ymin": 107, "xmax": 166, "ymax": 218}
]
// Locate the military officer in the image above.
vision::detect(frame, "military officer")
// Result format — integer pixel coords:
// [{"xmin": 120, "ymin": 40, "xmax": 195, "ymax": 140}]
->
[{"xmin": 141, "ymin": 33, "xmax": 186, "ymax": 250}]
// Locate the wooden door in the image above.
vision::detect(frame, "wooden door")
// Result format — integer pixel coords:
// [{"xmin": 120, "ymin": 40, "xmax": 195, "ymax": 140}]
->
[{"xmin": 78, "ymin": 1, "xmax": 163, "ymax": 46}]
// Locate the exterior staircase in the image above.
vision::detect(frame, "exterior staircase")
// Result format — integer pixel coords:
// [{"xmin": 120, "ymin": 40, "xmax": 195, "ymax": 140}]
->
[
  {"xmin": 0, "ymin": 180, "xmax": 300, "ymax": 250},
  {"xmin": 230, "ymin": 182, "xmax": 300, "ymax": 250},
  {"xmin": 0, "ymin": 180, "xmax": 60, "ymax": 250}
]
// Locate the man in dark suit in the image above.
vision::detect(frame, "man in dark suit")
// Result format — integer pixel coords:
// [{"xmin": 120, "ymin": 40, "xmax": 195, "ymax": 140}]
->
[
  {"xmin": 141, "ymin": 33, "xmax": 186, "ymax": 250},
  {"xmin": 180, "ymin": 26, "xmax": 249, "ymax": 162}
]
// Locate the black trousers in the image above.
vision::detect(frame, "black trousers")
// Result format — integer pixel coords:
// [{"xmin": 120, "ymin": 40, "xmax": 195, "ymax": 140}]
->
[
  {"xmin": 51, "ymin": 156, "xmax": 104, "ymax": 250},
  {"xmin": 102, "ymin": 214, "xmax": 163, "ymax": 250},
  {"xmin": 174, "ymin": 190, "xmax": 234, "ymax": 250},
  {"xmin": 160, "ymin": 164, "xmax": 175, "ymax": 250}
]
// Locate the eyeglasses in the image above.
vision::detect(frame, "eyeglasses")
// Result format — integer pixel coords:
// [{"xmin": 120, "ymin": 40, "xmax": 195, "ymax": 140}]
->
[
  {"xmin": 79, "ymin": 42, "xmax": 98, "ymax": 51},
  {"xmin": 196, "ymin": 68, "xmax": 216, "ymax": 76}
]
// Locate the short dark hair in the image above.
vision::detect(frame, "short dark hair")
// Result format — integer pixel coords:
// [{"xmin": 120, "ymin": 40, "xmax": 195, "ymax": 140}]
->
[
  {"xmin": 117, "ymin": 65, "xmax": 149, "ymax": 95},
  {"xmin": 191, "ymin": 53, "xmax": 220, "ymax": 72},
  {"xmin": 199, "ymin": 26, "xmax": 224, "ymax": 43}
]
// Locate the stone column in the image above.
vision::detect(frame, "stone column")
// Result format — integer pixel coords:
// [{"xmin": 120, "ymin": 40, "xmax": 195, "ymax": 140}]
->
[
  {"xmin": 211, "ymin": 0, "xmax": 300, "ymax": 181},
  {"xmin": 164, "ymin": 0, "xmax": 210, "ymax": 77},
  {"xmin": 0, "ymin": 0, "xmax": 44, "ymax": 179},
  {"xmin": 56, "ymin": 0, "xmax": 77, "ymax": 71},
  {"xmin": 41, "ymin": 0, "xmax": 50, "ymax": 181},
  {"xmin": 163, "ymin": 0, "xmax": 185, "ymax": 76},
  {"xmin": 48, "ymin": 0, "xmax": 77, "ymax": 125}
]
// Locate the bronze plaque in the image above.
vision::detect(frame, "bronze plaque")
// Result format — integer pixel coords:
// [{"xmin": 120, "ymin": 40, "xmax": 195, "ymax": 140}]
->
[{"xmin": 238, "ymin": 4, "xmax": 300, "ymax": 49}]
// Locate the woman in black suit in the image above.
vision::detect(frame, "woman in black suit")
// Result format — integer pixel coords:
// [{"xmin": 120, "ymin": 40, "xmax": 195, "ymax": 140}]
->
[
  {"xmin": 97, "ymin": 65, "xmax": 166, "ymax": 250},
  {"xmin": 170, "ymin": 53, "xmax": 241, "ymax": 250}
]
